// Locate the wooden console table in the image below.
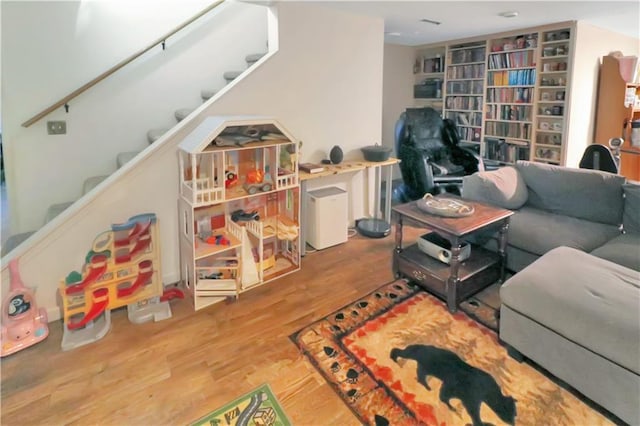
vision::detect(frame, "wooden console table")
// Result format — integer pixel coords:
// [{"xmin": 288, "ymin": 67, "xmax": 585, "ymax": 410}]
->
[{"xmin": 392, "ymin": 196, "xmax": 512, "ymax": 312}]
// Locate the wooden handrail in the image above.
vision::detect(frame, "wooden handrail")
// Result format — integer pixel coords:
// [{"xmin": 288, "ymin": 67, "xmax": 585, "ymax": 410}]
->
[{"xmin": 22, "ymin": 0, "xmax": 225, "ymax": 128}]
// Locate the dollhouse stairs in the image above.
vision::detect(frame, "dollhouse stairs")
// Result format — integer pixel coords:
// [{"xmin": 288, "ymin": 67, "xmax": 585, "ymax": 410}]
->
[{"xmin": 2, "ymin": 52, "xmax": 266, "ymax": 256}]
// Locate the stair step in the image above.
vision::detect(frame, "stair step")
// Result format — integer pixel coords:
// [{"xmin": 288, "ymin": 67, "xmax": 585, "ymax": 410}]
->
[
  {"xmin": 83, "ymin": 175, "xmax": 109, "ymax": 195},
  {"xmin": 175, "ymin": 108, "xmax": 194, "ymax": 122},
  {"xmin": 245, "ymin": 52, "xmax": 266, "ymax": 66},
  {"xmin": 201, "ymin": 89, "xmax": 218, "ymax": 102},
  {"xmin": 223, "ymin": 71, "xmax": 242, "ymax": 83},
  {"xmin": 45, "ymin": 201, "xmax": 74, "ymax": 224},
  {"xmin": 2, "ymin": 231, "xmax": 36, "ymax": 256},
  {"xmin": 147, "ymin": 128, "xmax": 168, "ymax": 144},
  {"xmin": 116, "ymin": 151, "xmax": 141, "ymax": 168}
]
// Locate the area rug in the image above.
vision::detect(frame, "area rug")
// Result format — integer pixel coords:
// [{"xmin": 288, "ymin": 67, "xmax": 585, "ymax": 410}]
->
[
  {"xmin": 290, "ymin": 280, "xmax": 613, "ymax": 425},
  {"xmin": 190, "ymin": 383, "xmax": 291, "ymax": 426}
]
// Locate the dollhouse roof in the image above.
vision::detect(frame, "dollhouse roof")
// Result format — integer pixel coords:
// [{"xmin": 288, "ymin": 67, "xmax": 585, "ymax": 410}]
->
[{"xmin": 178, "ymin": 115, "xmax": 296, "ymax": 154}]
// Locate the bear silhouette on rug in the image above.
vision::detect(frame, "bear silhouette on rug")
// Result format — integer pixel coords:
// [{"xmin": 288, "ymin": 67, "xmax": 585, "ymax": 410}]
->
[{"xmin": 390, "ymin": 344, "xmax": 517, "ymax": 426}]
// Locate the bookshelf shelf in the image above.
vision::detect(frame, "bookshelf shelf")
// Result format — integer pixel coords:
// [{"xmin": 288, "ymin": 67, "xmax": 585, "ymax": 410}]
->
[
  {"xmin": 486, "ymin": 85, "xmax": 536, "ymax": 89},
  {"xmin": 534, "ymin": 158, "xmax": 560, "ymax": 164},
  {"xmin": 415, "ymin": 72, "xmax": 445, "ymax": 78},
  {"xmin": 486, "ymin": 119, "xmax": 533, "ymax": 124},
  {"xmin": 542, "ymin": 39, "xmax": 570, "ymax": 46},
  {"xmin": 487, "ymin": 102, "xmax": 534, "ymax": 106},
  {"xmin": 537, "ymin": 143, "xmax": 562, "ymax": 148},
  {"xmin": 537, "ymin": 130, "xmax": 562, "ymax": 135}
]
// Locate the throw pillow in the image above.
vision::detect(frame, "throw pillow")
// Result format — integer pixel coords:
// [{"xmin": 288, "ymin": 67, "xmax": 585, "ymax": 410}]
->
[
  {"xmin": 623, "ymin": 182, "xmax": 640, "ymax": 234},
  {"xmin": 462, "ymin": 166, "xmax": 528, "ymax": 209}
]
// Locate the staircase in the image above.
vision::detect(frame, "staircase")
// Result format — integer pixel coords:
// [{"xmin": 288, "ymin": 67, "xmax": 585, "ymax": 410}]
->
[{"xmin": 2, "ymin": 51, "xmax": 266, "ymax": 255}]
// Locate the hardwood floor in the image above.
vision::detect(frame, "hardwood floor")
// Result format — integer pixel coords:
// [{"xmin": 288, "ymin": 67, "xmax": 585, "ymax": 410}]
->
[{"xmin": 1, "ymin": 227, "xmax": 424, "ymax": 426}]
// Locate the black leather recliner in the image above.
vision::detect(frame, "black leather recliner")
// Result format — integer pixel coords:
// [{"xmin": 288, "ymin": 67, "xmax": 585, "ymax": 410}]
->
[{"xmin": 393, "ymin": 107, "xmax": 484, "ymax": 203}]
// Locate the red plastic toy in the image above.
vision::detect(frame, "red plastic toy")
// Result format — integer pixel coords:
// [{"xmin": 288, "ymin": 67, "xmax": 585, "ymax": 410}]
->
[{"xmin": 225, "ymin": 171, "xmax": 238, "ymax": 188}]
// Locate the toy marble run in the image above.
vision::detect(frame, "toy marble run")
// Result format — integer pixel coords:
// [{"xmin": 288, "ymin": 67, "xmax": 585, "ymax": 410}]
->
[
  {"xmin": 58, "ymin": 213, "xmax": 183, "ymax": 351},
  {"xmin": 1, "ymin": 259, "xmax": 49, "ymax": 357}
]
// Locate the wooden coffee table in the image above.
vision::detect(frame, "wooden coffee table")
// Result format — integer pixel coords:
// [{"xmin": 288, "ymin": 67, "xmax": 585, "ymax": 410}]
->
[{"xmin": 392, "ymin": 196, "xmax": 513, "ymax": 313}]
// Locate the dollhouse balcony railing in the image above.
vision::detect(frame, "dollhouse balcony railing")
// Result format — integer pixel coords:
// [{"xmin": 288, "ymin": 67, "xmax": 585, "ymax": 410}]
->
[
  {"xmin": 276, "ymin": 173, "xmax": 298, "ymax": 189},
  {"xmin": 183, "ymin": 178, "xmax": 224, "ymax": 206}
]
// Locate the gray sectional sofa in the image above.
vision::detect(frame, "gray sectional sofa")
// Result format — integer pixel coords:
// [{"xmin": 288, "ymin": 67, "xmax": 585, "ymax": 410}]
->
[
  {"xmin": 462, "ymin": 160, "xmax": 639, "ymax": 272},
  {"xmin": 462, "ymin": 161, "xmax": 640, "ymax": 424}
]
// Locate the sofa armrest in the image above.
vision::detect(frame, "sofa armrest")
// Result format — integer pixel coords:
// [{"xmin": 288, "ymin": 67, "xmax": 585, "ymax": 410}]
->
[
  {"xmin": 462, "ymin": 166, "xmax": 528, "ymax": 210},
  {"xmin": 623, "ymin": 182, "xmax": 640, "ymax": 233}
]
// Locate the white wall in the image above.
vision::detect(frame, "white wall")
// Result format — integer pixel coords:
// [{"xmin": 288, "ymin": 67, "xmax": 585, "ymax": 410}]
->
[
  {"xmin": 565, "ymin": 22, "xmax": 639, "ymax": 167},
  {"xmin": 382, "ymin": 43, "xmax": 414, "ymax": 180},
  {"xmin": 1, "ymin": 0, "xmax": 267, "ymax": 234},
  {"xmin": 0, "ymin": 2, "xmax": 385, "ymax": 321}
]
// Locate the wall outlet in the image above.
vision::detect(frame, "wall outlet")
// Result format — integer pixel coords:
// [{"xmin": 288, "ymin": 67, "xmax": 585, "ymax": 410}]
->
[{"xmin": 47, "ymin": 120, "xmax": 66, "ymax": 135}]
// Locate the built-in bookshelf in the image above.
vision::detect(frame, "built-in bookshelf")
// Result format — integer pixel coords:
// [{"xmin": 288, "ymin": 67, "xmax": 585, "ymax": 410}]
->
[
  {"xmin": 413, "ymin": 46, "xmax": 446, "ymax": 112},
  {"xmin": 483, "ymin": 32, "xmax": 538, "ymax": 163},
  {"xmin": 411, "ymin": 23, "xmax": 575, "ymax": 166},
  {"xmin": 443, "ymin": 41, "xmax": 487, "ymax": 149},
  {"xmin": 534, "ymin": 28, "xmax": 572, "ymax": 165}
]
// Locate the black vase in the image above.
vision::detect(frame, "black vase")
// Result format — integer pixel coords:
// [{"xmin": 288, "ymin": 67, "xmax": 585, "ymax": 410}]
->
[{"xmin": 330, "ymin": 145, "xmax": 343, "ymax": 164}]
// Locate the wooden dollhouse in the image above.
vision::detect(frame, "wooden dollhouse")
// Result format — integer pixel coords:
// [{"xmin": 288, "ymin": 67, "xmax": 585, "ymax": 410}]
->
[{"xmin": 177, "ymin": 116, "xmax": 301, "ymax": 310}]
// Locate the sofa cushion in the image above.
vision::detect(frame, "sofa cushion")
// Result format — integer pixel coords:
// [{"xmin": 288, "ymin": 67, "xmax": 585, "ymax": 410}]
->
[
  {"xmin": 508, "ymin": 206, "xmax": 621, "ymax": 255},
  {"xmin": 462, "ymin": 166, "xmax": 528, "ymax": 209},
  {"xmin": 623, "ymin": 182, "xmax": 640, "ymax": 234},
  {"xmin": 515, "ymin": 161, "xmax": 625, "ymax": 226},
  {"xmin": 590, "ymin": 233, "xmax": 640, "ymax": 272},
  {"xmin": 501, "ymin": 246, "xmax": 640, "ymax": 375}
]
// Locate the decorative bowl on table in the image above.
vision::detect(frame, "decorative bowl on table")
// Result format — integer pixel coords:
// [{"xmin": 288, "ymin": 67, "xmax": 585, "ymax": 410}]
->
[
  {"xmin": 361, "ymin": 144, "xmax": 392, "ymax": 162},
  {"xmin": 416, "ymin": 194, "xmax": 475, "ymax": 217}
]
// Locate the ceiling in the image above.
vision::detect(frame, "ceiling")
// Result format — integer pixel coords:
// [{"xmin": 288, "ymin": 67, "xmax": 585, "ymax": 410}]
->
[{"xmin": 308, "ymin": 1, "xmax": 640, "ymax": 46}]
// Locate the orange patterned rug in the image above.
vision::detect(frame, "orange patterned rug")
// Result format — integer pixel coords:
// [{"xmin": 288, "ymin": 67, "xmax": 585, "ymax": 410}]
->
[{"xmin": 290, "ymin": 280, "xmax": 613, "ymax": 426}]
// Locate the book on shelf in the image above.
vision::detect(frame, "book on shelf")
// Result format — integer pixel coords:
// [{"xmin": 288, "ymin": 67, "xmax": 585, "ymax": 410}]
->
[{"xmin": 299, "ymin": 163, "xmax": 325, "ymax": 174}]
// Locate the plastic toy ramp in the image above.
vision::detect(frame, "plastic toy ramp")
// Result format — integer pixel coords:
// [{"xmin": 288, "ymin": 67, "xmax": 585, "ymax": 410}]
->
[
  {"xmin": 160, "ymin": 287, "xmax": 185, "ymax": 302},
  {"xmin": 117, "ymin": 260, "xmax": 153, "ymax": 298},
  {"xmin": 66, "ymin": 288, "xmax": 109, "ymax": 330},
  {"xmin": 113, "ymin": 214, "xmax": 155, "ymax": 246},
  {"xmin": 114, "ymin": 219, "xmax": 151, "ymax": 247},
  {"xmin": 115, "ymin": 231, "xmax": 152, "ymax": 264},
  {"xmin": 61, "ymin": 310, "xmax": 111, "ymax": 351},
  {"xmin": 128, "ymin": 288, "xmax": 184, "ymax": 324},
  {"xmin": 65, "ymin": 254, "xmax": 108, "ymax": 295},
  {"xmin": 129, "ymin": 233, "xmax": 152, "ymax": 259}
]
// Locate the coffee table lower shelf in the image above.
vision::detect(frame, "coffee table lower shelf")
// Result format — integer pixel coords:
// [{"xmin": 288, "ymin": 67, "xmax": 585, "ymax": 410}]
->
[{"xmin": 394, "ymin": 243, "xmax": 501, "ymax": 311}]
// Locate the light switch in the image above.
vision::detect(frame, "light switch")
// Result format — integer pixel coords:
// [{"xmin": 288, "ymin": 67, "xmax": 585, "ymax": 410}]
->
[{"xmin": 47, "ymin": 121, "xmax": 66, "ymax": 135}]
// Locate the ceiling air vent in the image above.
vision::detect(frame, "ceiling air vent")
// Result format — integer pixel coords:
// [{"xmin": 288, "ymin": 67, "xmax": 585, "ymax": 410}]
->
[{"xmin": 420, "ymin": 18, "xmax": 441, "ymax": 25}]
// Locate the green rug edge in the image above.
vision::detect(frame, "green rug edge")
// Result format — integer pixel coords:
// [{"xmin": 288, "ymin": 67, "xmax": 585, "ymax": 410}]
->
[{"xmin": 190, "ymin": 383, "xmax": 291, "ymax": 426}]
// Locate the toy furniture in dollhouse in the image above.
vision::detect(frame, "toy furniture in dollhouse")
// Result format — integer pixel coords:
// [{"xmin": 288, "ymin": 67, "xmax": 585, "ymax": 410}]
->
[{"xmin": 177, "ymin": 116, "xmax": 301, "ymax": 311}]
